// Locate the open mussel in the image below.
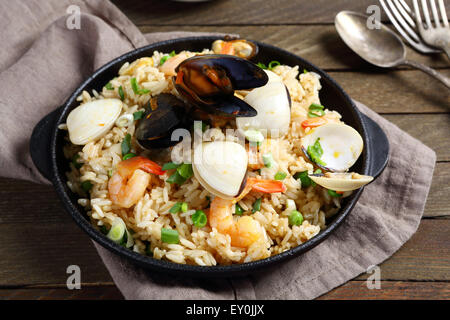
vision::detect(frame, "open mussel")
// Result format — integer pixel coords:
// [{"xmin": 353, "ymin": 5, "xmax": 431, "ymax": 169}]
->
[
  {"xmin": 173, "ymin": 54, "xmax": 268, "ymax": 118},
  {"xmin": 211, "ymin": 39, "xmax": 258, "ymax": 60},
  {"xmin": 135, "ymin": 93, "xmax": 192, "ymax": 149}
]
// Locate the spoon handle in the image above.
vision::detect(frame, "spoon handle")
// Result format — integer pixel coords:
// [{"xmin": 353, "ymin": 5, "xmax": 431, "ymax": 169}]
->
[{"xmin": 402, "ymin": 60, "xmax": 450, "ymax": 89}]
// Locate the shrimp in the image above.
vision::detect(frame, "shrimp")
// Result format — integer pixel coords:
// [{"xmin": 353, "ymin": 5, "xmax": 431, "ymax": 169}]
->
[
  {"xmin": 209, "ymin": 178, "xmax": 286, "ymax": 248},
  {"xmin": 108, "ymin": 156, "xmax": 164, "ymax": 208},
  {"xmin": 159, "ymin": 52, "xmax": 190, "ymax": 76}
]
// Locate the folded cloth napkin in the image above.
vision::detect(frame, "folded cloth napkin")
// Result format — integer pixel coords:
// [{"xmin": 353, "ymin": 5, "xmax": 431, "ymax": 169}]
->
[{"xmin": 0, "ymin": 0, "xmax": 436, "ymax": 299}]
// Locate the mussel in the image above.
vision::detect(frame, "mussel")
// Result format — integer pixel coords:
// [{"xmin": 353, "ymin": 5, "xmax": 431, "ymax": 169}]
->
[
  {"xmin": 67, "ymin": 99, "xmax": 123, "ymax": 145},
  {"xmin": 173, "ymin": 54, "xmax": 268, "ymax": 118},
  {"xmin": 135, "ymin": 93, "xmax": 192, "ymax": 149},
  {"xmin": 211, "ymin": 39, "xmax": 258, "ymax": 60}
]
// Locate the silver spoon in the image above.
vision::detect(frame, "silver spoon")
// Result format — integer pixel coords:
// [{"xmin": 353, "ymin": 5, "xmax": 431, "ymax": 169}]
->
[{"xmin": 335, "ymin": 11, "xmax": 450, "ymax": 89}]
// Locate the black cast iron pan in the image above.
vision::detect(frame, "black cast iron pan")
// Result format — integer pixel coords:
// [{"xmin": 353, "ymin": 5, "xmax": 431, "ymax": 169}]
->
[{"xmin": 30, "ymin": 37, "xmax": 389, "ymax": 277}]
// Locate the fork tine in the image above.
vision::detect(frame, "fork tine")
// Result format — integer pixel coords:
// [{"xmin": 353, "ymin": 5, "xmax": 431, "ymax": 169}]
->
[
  {"xmin": 413, "ymin": 0, "xmax": 424, "ymax": 26},
  {"xmin": 429, "ymin": 0, "xmax": 441, "ymax": 27},
  {"xmin": 381, "ymin": 0, "xmax": 421, "ymax": 45},
  {"xmin": 421, "ymin": 0, "xmax": 433, "ymax": 28},
  {"xmin": 438, "ymin": 0, "xmax": 449, "ymax": 27},
  {"xmin": 387, "ymin": 0, "xmax": 421, "ymax": 41},
  {"xmin": 393, "ymin": 0, "xmax": 416, "ymax": 29}
]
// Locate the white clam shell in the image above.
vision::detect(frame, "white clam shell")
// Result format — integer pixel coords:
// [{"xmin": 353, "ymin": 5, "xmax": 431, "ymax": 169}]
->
[
  {"xmin": 192, "ymin": 141, "xmax": 248, "ymax": 199},
  {"xmin": 236, "ymin": 80, "xmax": 291, "ymax": 137},
  {"xmin": 67, "ymin": 99, "xmax": 123, "ymax": 145},
  {"xmin": 309, "ymin": 172, "xmax": 373, "ymax": 192},
  {"xmin": 301, "ymin": 123, "xmax": 363, "ymax": 172}
]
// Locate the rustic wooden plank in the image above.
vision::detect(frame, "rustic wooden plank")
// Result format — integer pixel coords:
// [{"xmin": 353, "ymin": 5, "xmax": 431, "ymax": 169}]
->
[
  {"xmin": 0, "ymin": 286, "xmax": 123, "ymax": 300},
  {"xmin": 356, "ymin": 219, "xmax": 450, "ymax": 281},
  {"xmin": 1, "ymin": 280, "xmax": 448, "ymax": 300},
  {"xmin": 140, "ymin": 25, "xmax": 450, "ymax": 71},
  {"xmin": 382, "ymin": 114, "xmax": 450, "ymax": 162},
  {"xmin": 0, "ymin": 221, "xmax": 113, "ymax": 286},
  {"xmin": 424, "ymin": 163, "xmax": 450, "ymax": 217},
  {"xmin": 329, "ymin": 70, "xmax": 450, "ymax": 114},
  {"xmin": 319, "ymin": 280, "xmax": 450, "ymax": 299},
  {"xmin": 112, "ymin": 0, "xmax": 449, "ymax": 25}
]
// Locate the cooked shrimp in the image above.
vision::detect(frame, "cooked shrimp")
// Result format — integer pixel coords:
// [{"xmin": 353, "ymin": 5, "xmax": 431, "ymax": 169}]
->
[
  {"xmin": 209, "ymin": 178, "xmax": 286, "ymax": 248},
  {"xmin": 108, "ymin": 156, "xmax": 164, "ymax": 208},
  {"xmin": 159, "ymin": 52, "xmax": 190, "ymax": 76}
]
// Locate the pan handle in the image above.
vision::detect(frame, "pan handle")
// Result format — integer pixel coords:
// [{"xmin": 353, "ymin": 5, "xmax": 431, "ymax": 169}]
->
[
  {"xmin": 30, "ymin": 108, "xmax": 61, "ymax": 182},
  {"xmin": 360, "ymin": 113, "xmax": 389, "ymax": 179}
]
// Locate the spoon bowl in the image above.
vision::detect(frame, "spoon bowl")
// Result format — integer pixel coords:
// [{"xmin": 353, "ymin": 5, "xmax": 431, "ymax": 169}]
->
[{"xmin": 335, "ymin": 11, "xmax": 450, "ymax": 88}]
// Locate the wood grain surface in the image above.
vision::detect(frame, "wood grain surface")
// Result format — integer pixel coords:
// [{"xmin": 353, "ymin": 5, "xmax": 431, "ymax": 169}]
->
[{"xmin": 1, "ymin": 0, "xmax": 449, "ymax": 300}]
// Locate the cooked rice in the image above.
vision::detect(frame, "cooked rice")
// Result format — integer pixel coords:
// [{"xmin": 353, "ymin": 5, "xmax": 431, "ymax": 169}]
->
[{"xmin": 63, "ymin": 50, "xmax": 347, "ymax": 266}]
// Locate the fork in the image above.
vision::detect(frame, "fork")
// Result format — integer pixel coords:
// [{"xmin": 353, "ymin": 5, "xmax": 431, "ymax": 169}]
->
[
  {"xmin": 413, "ymin": 0, "xmax": 450, "ymax": 58},
  {"xmin": 380, "ymin": 0, "xmax": 442, "ymax": 53}
]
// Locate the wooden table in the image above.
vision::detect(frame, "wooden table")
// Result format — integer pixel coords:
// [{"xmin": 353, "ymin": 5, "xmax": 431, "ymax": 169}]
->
[{"xmin": 1, "ymin": 0, "xmax": 449, "ymax": 300}]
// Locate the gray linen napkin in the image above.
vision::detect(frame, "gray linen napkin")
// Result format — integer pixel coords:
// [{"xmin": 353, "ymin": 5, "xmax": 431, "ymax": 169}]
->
[{"xmin": 0, "ymin": 0, "xmax": 436, "ymax": 299}]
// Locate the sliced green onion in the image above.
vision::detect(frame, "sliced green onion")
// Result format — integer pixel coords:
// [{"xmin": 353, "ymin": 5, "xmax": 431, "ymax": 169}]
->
[
  {"xmin": 177, "ymin": 163, "xmax": 193, "ymax": 179},
  {"xmin": 314, "ymin": 169, "xmax": 322, "ymax": 174},
  {"xmin": 308, "ymin": 103, "xmax": 325, "ymax": 118},
  {"xmin": 268, "ymin": 61, "xmax": 281, "ymax": 70},
  {"xmin": 72, "ymin": 154, "xmax": 83, "ymax": 169},
  {"xmin": 294, "ymin": 171, "xmax": 313, "ymax": 188},
  {"xmin": 118, "ymin": 85, "xmax": 125, "ymax": 101},
  {"xmin": 252, "ymin": 198, "xmax": 262, "ymax": 213},
  {"xmin": 169, "ymin": 202, "xmax": 182, "ymax": 214},
  {"xmin": 235, "ymin": 203, "xmax": 244, "ymax": 216},
  {"xmin": 108, "ymin": 169, "xmax": 113, "ymax": 177},
  {"xmin": 125, "ymin": 229, "xmax": 134, "ymax": 248},
  {"xmin": 159, "ymin": 55, "xmax": 169, "ymax": 66},
  {"xmin": 192, "ymin": 210, "xmax": 207, "ymax": 228},
  {"xmin": 303, "ymin": 69, "xmax": 308, "ymax": 74},
  {"xmin": 328, "ymin": 189, "xmax": 343, "ymax": 198},
  {"xmin": 105, "ymin": 82, "xmax": 114, "ymax": 90},
  {"xmin": 81, "ymin": 180, "xmax": 93, "ymax": 192},
  {"xmin": 107, "ymin": 218, "xmax": 126, "ymax": 244},
  {"xmin": 123, "ymin": 153, "xmax": 136, "ymax": 160},
  {"xmin": 131, "ymin": 77, "xmax": 150, "ymax": 95},
  {"xmin": 307, "ymin": 138, "xmax": 326, "ymax": 166},
  {"xmin": 121, "ymin": 133, "xmax": 131, "ymax": 155},
  {"xmin": 162, "ymin": 162, "xmax": 181, "ymax": 171},
  {"xmin": 161, "ymin": 228, "xmax": 179, "ymax": 244},
  {"xmin": 166, "ymin": 171, "xmax": 187, "ymax": 185},
  {"xmin": 169, "ymin": 50, "xmax": 176, "ymax": 57},
  {"xmin": 133, "ymin": 110, "xmax": 145, "ymax": 120},
  {"xmin": 244, "ymin": 129, "xmax": 264, "ymax": 143},
  {"xmin": 274, "ymin": 171, "xmax": 287, "ymax": 180},
  {"xmin": 289, "ymin": 210, "xmax": 304, "ymax": 226},
  {"xmin": 262, "ymin": 153, "xmax": 275, "ymax": 168},
  {"xmin": 181, "ymin": 202, "xmax": 188, "ymax": 213},
  {"xmin": 257, "ymin": 62, "xmax": 267, "ymax": 69}
]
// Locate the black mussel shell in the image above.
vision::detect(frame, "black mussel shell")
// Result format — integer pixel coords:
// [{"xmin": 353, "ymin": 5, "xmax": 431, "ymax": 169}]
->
[
  {"xmin": 136, "ymin": 93, "xmax": 192, "ymax": 149},
  {"xmin": 199, "ymin": 95, "xmax": 257, "ymax": 118},
  {"xmin": 175, "ymin": 54, "xmax": 268, "ymax": 91}
]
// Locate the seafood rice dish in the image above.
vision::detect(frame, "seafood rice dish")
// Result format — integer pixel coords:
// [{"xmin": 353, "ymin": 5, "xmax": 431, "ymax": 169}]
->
[{"xmin": 62, "ymin": 39, "xmax": 373, "ymax": 266}]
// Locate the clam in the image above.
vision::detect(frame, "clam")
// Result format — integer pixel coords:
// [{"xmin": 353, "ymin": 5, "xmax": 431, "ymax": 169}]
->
[
  {"xmin": 135, "ymin": 93, "xmax": 192, "ymax": 149},
  {"xmin": 236, "ymin": 80, "xmax": 291, "ymax": 137},
  {"xmin": 66, "ymin": 99, "xmax": 122, "ymax": 145},
  {"xmin": 211, "ymin": 39, "xmax": 258, "ymax": 60},
  {"xmin": 192, "ymin": 141, "xmax": 248, "ymax": 199},
  {"xmin": 301, "ymin": 123, "xmax": 363, "ymax": 172},
  {"xmin": 309, "ymin": 172, "xmax": 374, "ymax": 192},
  {"xmin": 174, "ymin": 54, "xmax": 268, "ymax": 118}
]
